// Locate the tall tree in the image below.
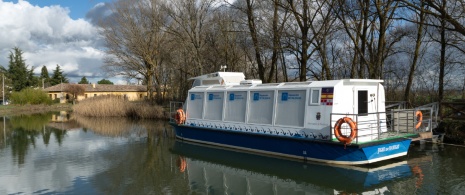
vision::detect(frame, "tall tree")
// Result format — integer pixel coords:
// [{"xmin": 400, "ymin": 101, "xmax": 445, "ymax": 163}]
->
[
  {"xmin": 282, "ymin": 0, "xmax": 313, "ymax": 81},
  {"xmin": 164, "ymin": 0, "xmax": 215, "ymax": 75},
  {"xmin": 7, "ymin": 47, "xmax": 35, "ymax": 91},
  {"xmin": 404, "ymin": 2, "xmax": 426, "ymax": 104},
  {"xmin": 78, "ymin": 76, "xmax": 90, "ymax": 84},
  {"xmin": 100, "ymin": 0, "xmax": 170, "ymax": 102},
  {"xmin": 243, "ymin": 0, "xmax": 266, "ymax": 81},
  {"xmin": 50, "ymin": 64, "xmax": 69, "ymax": 86},
  {"xmin": 40, "ymin": 65, "xmax": 51, "ymax": 88}
]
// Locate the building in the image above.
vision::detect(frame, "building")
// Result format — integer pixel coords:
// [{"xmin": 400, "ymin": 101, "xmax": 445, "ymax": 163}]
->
[{"xmin": 43, "ymin": 83, "xmax": 148, "ymax": 103}]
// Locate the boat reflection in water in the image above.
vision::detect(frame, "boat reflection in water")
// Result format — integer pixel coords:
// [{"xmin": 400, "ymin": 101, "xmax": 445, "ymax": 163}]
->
[{"xmin": 171, "ymin": 141, "xmax": 424, "ymax": 194}]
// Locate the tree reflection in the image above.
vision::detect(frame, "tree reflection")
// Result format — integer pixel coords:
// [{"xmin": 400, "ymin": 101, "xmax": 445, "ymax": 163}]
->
[
  {"xmin": 72, "ymin": 117, "xmax": 189, "ymax": 194},
  {"xmin": 11, "ymin": 126, "xmax": 39, "ymax": 165},
  {"xmin": 6, "ymin": 113, "xmax": 71, "ymax": 166}
]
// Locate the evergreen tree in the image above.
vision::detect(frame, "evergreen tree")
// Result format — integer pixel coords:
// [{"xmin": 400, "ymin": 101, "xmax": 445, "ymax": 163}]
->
[
  {"xmin": 78, "ymin": 76, "xmax": 89, "ymax": 84},
  {"xmin": 97, "ymin": 79, "xmax": 113, "ymax": 85},
  {"xmin": 26, "ymin": 67, "xmax": 39, "ymax": 87},
  {"xmin": 50, "ymin": 64, "xmax": 69, "ymax": 86},
  {"xmin": 7, "ymin": 47, "xmax": 35, "ymax": 91},
  {"xmin": 40, "ymin": 65, "xmax": 51, "ymax": 88}
]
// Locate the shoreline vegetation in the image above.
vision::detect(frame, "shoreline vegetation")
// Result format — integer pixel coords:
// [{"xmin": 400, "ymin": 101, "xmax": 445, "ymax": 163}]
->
[
  {"xmin": 72, "ymin": 95, "xmax": 167, "ymax": 119},
  {"xmin": 0, "ymin": 103, "xmax": 73, "ymax": 116}
]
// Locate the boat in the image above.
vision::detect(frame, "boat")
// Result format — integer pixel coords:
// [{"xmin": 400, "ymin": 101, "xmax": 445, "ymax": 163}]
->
[
  {"xmin": 170, "ymin": 72, "xmax": 436, "ymax": 165},
  {"xmin": 170, "ymin": 141, "xmax": 423, "ymax": 194}
]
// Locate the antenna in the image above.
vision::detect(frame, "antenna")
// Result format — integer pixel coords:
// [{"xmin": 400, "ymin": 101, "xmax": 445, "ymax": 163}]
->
[{"xmin": 220, "ymin": 65, "xmax": 227, "ymax": 72}]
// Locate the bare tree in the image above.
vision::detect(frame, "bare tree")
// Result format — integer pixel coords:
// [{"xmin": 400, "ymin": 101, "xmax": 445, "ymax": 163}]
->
[
  {"xmin": 280, "ymin": 0, "xmax": 314, "ymax": 81},
  {"xmin": 65, "ymin": 84, "xmax": 85, "ymax": 104},
  {"xmin": 164, "ymin": 0, "xmax": 216, "ymax": 75},
  {"xmin": 99, "ymin": 0, "xmax": 170, "ymax": 102},
  {"xmin": 404, "ymin": 2, "xmax": 426, "ymax": 104}
]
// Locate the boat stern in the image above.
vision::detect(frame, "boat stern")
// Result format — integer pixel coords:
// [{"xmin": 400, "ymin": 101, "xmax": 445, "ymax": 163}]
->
[{"xmin": 361, "ymin": 139, "xmax": 411, "ymax": 163}]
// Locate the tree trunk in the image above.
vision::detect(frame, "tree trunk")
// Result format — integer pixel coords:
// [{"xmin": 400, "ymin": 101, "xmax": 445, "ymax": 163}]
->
[
  {"xmin": 246, "ymin": 0, "xmax": 266, "ymax": 82},
  {"xmin": 267, "ymin": 0, "xmax": 280, "ymax": 83},
  {"xmin": 438, "ymin": 0, "xmax": 446, "ymax": 117},
  {"xmin": 404, "ymin": 2, "xmax": 425, "ymax": 105}
]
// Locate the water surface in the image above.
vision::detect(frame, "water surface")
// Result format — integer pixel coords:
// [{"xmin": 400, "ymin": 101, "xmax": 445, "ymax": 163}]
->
[{"xmin": 0, "ymin": 112, "xmax": 464, "ymax": 194}]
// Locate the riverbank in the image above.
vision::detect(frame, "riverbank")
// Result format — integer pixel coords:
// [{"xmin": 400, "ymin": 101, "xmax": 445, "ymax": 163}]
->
[
  {"xmin": 0, "ymin": 104, "xmax": 73, "ymax": 116},
  {"xmin": 435, "ymin": 120, "xmax": 465, "ymax": 144}
]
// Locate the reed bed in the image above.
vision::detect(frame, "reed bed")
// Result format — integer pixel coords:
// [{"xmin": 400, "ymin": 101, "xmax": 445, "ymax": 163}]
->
[
  {"xmin": 72, "ymin": 114, "xmax": 171, "ymax": 137},
  {"xmin": 72, "ymin": 95, "xmax": 166, "ymax": 119}
]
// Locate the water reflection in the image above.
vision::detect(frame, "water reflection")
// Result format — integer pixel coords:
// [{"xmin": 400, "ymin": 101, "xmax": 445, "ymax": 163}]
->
[
  {"xmin": 171, "ymin": 141, "xmax": 427, "ymax": 194},
  {"xmin": 1, "ymin": 113, "xmax": 465, "ymax": 194},
  {"xmin": 0, "ymin": 113, "xmax": 187, "ymax": 194}
]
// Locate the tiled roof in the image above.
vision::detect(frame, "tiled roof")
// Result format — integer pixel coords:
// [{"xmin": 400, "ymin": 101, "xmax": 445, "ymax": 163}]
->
[{"xmin": 43, "ymin": 83, "xmax": 147, "ymax": 92}]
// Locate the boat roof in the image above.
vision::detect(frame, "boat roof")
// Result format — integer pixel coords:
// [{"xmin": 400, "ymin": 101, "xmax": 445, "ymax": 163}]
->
[
  {"xmin": 188, "ymin": 72, "xmax": 245, "ymax": 80},
  {"xmin": 188, "ymin": 72, "xmax": 383, "ymax": 90}
]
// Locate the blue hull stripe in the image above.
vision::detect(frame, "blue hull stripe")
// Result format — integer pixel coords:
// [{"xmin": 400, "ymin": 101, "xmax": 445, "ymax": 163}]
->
[{"xmin": 172, "ymin": 124, "xmax": 411, "ymax": 165}]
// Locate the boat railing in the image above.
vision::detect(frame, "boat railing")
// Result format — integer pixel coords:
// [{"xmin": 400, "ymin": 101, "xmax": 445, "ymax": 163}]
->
[
  {"xmin": 330, "ymin": 112, "xmax": 389, "ymax": 144},
  {"xmin": 331, "ymin": 105, "xmax": 437, "ymax": 143},
  {"xmin": 169, "ymin": 101, "xmax": 185, "ymax": 124}
]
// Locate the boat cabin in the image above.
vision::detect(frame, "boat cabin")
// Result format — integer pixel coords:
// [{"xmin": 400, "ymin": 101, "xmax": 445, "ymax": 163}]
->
[{"xmin": 185, "ymin": 72, "xmax": 387, "ymax": 142}]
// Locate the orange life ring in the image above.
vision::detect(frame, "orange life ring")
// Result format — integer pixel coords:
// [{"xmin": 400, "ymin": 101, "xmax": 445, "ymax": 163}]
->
[
  {"xmin": 175, "ymin": 108, "xmax": 186, "ymax": 124},
  {"xmin": 412, "ymin": 165, "xmax": 424, "ymax": 188},
  {"xmin": 415, "ymin": 110, "xmax": 422, "ymax": 129},
  {"xmin": 177, "ymin": 156, "xmax": 187, "ymax": 173},
  {"xmin": 334, "ymin": 117, "xmax": 357, "ymax": 144}
]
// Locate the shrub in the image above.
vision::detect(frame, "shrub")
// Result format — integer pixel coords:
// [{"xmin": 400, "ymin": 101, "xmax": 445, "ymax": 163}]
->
[{"xmin": 10, "ymin": 88, "xmax": 52, "ymax": 105}]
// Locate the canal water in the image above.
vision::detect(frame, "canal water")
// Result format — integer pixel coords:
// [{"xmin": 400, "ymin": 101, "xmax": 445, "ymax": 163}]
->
[{"xmin": 1, "ymin": 112, "xmax": 465, "ymax": 194}]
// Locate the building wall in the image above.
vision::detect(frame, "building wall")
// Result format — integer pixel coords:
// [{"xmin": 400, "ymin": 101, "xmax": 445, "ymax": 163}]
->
[{"xmin": 47, "ymin": 91, "xmax": 149, "ymax": 102}]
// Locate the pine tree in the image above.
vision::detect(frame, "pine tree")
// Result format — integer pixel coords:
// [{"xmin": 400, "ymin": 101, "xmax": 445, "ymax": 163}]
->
[
  {"xmin": 26, "ymin": 67, "xmax": 38, "ymax": 87},
  {"xmin": 40, "ymin": 65, "xmax": 51, "ymax": 88},
  {"xmin": 78, "ymin": 76, "xmax": 89, "ymax": 84},
  {"xmin": 50, "ymin": 64, "xmax": 69, "ymax": 86},
  {"xmin": 7, "ymin": 47, "xmax": 35, "ymax": 91}
]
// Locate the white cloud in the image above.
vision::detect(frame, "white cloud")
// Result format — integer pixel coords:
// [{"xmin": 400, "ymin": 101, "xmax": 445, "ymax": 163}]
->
[{"xmin": 0, "ymin": 0, "xmax": 106, "ymax": 83}]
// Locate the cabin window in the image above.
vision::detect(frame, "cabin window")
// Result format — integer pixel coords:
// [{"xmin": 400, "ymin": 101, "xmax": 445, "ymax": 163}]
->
[
  {"xmin": 248, "ymin": 91, "xmax": 274, "ymax": 124},
  {"xmin": 276, "ymin": 90, "xmax": 306, "ymax": 127},
  {"xmin": 309, "ymin": 89, "xmax": 320, "ymax": 105},
  {"xmin": 225, "ymin": 91, "xmax": 247, "ymax": 122},
  {"xmin": 358, "ymin": 90, "xmax": 368, "ymax": 116},
  {"xmin": 187, "ymin": 92, "xmax": 204, "ymax": 119},
  {"xmin": 204, "ymin": 92, "xmax": 224, "ymax": 121}
]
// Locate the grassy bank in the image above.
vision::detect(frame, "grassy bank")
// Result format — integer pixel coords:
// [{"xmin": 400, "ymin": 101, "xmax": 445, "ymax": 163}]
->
[
  {"xmin": 73, "ymin": 95, "xmax": 166, "ymax": 119},
  {"xmin": 0, "ymin": 103, "xmax": 73, "ymax": 116}
]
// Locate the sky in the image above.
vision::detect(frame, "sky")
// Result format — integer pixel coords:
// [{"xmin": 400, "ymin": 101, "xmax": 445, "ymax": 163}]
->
[{"xmin": 0, "ymin": 0, "xmax": 127, "ymax": 84}]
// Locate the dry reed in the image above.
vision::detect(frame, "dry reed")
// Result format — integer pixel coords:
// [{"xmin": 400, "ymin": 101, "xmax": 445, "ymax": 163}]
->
[
  {"xmin": 72, "ymin": 114, "xmax": 171, "ymax": 137},
  {"xmin": 73, "ymin": 95, "xmax": 166, "ymax": 119}
]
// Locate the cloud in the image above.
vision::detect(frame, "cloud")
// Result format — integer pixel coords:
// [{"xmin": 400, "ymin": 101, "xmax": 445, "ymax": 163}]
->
[
  {"xmin": 0, "ymin": 0, "xmax": 107, "ymax": 83},
  {"xmin": 85, "ymin": 2, "xmax": 113, "ymax": 25}
]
